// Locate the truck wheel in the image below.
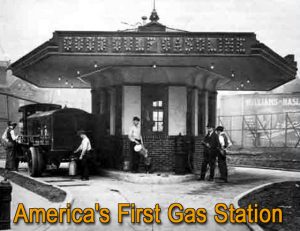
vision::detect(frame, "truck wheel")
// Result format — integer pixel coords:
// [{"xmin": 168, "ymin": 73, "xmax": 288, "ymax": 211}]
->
[{"xmin": 28, "ymin": 147, "xmax": 44, "ymax": 177}]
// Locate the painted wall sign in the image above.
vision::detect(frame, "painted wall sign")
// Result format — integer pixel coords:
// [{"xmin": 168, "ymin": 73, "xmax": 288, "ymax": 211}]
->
[
  {"xmin": 245, "ymin": 96, "xmax": 300, "ymax": 107},
  {"xmin": 61, "ymin": 36, "xmax": 248, "ymax": 54}
]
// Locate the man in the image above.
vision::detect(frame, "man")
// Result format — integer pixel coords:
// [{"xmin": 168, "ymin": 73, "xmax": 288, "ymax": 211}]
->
[
  {"xmin": 1, "ymin": 122, "xmax": 19, "ymax": 171},
  {"xmin": 199, "ymin": 124, "xmax": 221, "ymax": 181},
  {"xmin": 74, "ymin": 130, "xmax": 92, "ymax": 180},
  {"xmin": 216, "ymin": 126, "xmax": 231, "ymax": 183},
  {"xmin": 128, "ymin": 116, "xmax": 143, "ymax": 173}
]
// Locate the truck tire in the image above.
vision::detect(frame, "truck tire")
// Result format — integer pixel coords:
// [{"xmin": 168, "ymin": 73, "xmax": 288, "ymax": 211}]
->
[{"xmin": 28, "ymin": 147, "xmax": 44, "ymax": 177}]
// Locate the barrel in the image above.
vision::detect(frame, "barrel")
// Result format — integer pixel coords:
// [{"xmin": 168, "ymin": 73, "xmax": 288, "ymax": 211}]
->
[
  {"xmin": 69, "ymin": 158, "xmax": 77, "ymax": 176},
  {"xmin": 0, "ymin": 179, "xmax": 12, "ymax": 230}
]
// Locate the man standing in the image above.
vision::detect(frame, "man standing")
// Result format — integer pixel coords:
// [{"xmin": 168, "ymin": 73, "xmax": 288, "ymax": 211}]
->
[
  {"xmin": 216, "ymin": 126, "xmax": 231, "ymax": 183},
  {"xmin": 128, "ymin": 116, "xmax": 143, "ymax": 173},
  {"xmin": 74, "ymin": 130, "xmax": 92, "ymax": 180},
  {"xmin": 1, "ymin": 122, "xmax": 19, "ymax": 171},
  {"xmin": 199, "ymin": 124, "xmax": 221, "ymax": 181}
]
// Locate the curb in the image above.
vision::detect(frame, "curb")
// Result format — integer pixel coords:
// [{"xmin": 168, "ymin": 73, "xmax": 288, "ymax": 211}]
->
[
  {"xmin": 228, "ymin": 164, "xmax": 300, "ymax": 172},
  {"xmin": 13, "ymin": 170, "xmax": 74, "ymax": 206},
  {"xmin": 100, "ymin": 169, "xmax": 196, "ymax": 184},
  {"xmin": 0, "ymin": 168, "xmax": 73, "ymax": 231},
  {"xmin": 0, "ymin": 168, "xmax": 73, "ymax": 205},
  {"xmin": 232, "ymin": 180, "xmax": 290, "ymax": 231}
]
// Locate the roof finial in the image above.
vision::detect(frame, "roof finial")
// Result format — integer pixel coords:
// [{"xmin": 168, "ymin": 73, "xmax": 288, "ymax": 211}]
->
[{"xmin": 150, "ymin": 0, "xmax": 159, "ymax": 22}]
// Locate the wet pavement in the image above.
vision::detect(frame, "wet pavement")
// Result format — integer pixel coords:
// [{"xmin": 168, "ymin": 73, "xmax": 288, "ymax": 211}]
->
[{"xmin": 1, "ymin": 160, "xmax": 300, "ymax": 231}]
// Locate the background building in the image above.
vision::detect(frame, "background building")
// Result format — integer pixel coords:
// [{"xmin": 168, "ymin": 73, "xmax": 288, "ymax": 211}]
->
[{"xmin": 218, "ymin": 78, "xmax": 300, "ymax": 148}]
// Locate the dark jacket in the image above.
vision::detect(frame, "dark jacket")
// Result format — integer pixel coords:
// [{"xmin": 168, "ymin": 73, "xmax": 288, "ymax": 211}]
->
[
  {"xmin": 6, "ymin": 128, "xmax": 14, "ymax": 142},
  {"xmin": 209, "ymin": 131, "xmax": 221, "ymax": 150},
  {"xmin": 203, "ymin": 131, "xmax": 221, "ymax": 150}
]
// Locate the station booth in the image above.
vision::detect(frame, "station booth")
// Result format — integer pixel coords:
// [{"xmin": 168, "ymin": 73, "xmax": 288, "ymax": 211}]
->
[{"xmin": 9, "ymin": 9, "xmax": 297, "ymax": 173}]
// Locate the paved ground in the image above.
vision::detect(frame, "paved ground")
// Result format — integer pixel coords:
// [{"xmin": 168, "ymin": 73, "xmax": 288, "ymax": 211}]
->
[{"xmin": 2, "ymin": 161, "xmax": 300, "ymax": 231}]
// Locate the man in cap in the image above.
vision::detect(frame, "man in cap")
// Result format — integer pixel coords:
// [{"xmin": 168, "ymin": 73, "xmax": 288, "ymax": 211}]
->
[
  {"xmin": 1, "ymin": 121, "xmax": 19, "ymax": 171},
  {"xmin": 199, "ymin": 124, "xmax": 221, "ymax": 181},
  {"xmin": 128, "ymin": 116, "xmax": 143, "ymax": 173},
  {"xmin": 216, "ymin": 126, "xmax": 231, "ymax": 183},
  {"xmin": 74, "ymin": 130, "xmax": 92, "ymax": 180}
]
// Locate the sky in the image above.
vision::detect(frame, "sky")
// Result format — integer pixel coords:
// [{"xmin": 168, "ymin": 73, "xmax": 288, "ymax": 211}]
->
[{"xmin": 0, "ymin": 0, "xmax": 299, "ymax": 77}]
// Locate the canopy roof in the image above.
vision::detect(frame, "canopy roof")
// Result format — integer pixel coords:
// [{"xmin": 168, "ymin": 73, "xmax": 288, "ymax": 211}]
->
[{"xmin": 9, "ymin": 11, "xmax": 297, "ymax": 91}]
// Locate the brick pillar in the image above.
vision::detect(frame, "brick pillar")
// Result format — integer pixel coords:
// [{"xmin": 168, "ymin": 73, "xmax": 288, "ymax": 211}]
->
[{"xmin": 193, "ymin": 135, "xmax": 204, "ymax": 176}]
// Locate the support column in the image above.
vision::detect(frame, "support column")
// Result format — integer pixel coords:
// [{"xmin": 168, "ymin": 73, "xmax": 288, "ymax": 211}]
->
[
  {"xmin": 186, "ymin": 87, "xmax": 193, "ymax": 136},
  {"xmin": 92, "ymin": 88, "xmax": 110, "ymax": 135},
  {"xmin": 91, "ymin": 89, "xmax": 100, "ymax": 114},
  {"xmin": 115, "ymin": 86, "xmax": 123, "ymax": 136},
  {"xmin": 197, "ymin": 90, "xmax": 208, "ymax": 135},
  {"xmin": 193, "ymin": 90, "xmax": 207, "ymax": 176},
  {"xmin": 208, "ymin": 91, "xmax": 218, "ymax": 128},
  {"xmin": 109, "ymin": 88, "xmax": 116, "ymax": 135},
  {"xmin": 191, "ymin": 88, "xmax": 198, "ymax": 136}
]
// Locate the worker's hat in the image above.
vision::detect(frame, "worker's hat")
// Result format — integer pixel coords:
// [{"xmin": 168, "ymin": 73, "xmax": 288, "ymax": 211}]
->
[
  {"xmin": 216, "ymin": 126, "xmax": 224, "ymax": 132},
  {"xmin": 7, "ymin": 121, "xmax": 17, "ymax": 127},
  {"xmin": 77, "ymin": 130, "xmax": 86, "ymax": 135}
]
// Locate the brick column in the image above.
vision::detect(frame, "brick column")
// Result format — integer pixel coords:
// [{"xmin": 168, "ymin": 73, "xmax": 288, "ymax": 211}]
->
[{"xmin": 193, "ymin": 135, "xmax": 204, "ymax": 176}]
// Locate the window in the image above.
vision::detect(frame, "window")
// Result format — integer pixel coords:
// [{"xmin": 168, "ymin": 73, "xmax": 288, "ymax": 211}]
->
[
  {"xmin": 152, "ymin": 100, "xmax": 164, "ymax": 132},
  {"xmin": 142, "ymin": 86, "xmax": 167, "ymax": 135}
]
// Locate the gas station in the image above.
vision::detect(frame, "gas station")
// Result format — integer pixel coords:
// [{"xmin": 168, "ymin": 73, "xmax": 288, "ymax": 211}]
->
[{"xmin": 8, "ymin": 8, "xmax": 298, "ymax": 173}]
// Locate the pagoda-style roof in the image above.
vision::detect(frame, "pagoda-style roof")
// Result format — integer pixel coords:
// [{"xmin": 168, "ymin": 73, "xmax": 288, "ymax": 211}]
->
[{"xmin": 9, "ymin": 26, "xmax": 297, "ymax": 90}]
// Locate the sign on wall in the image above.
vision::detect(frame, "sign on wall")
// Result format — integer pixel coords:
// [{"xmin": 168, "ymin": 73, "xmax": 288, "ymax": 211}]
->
[
  {"xmin": 244, "ymin": 94, "xmax": 300, "ymax": 114},
  {"xmin": 61, "ymin": 36, "xmax": 249, "ymax": 54}
]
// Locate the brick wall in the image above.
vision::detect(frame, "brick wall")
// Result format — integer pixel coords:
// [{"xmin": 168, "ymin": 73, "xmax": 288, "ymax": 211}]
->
[
  {"xmin": 123, "ymin": 135, "xmax": 177, "ymax": 172},
  {"xmin": 96, "ymin": 135, "xmax": 204, "ymax": 173},
  {"xmin": 227, "ymin": 152, "xmax": 300, "ymax": 170}
]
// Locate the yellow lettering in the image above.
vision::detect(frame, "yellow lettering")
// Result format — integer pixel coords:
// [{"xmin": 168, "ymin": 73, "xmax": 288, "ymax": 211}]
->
[{"xmin": 13, "ymin": 203, "xmax": 29, "ymax": 223}]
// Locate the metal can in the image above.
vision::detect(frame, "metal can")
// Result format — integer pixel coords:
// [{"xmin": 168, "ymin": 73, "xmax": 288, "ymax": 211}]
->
[{"xmin": 69, "ymin": 158, "xmax": 77, "ymax": 176}]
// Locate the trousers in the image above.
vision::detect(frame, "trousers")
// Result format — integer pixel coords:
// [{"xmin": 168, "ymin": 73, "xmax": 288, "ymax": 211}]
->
[
  {"xmin": 130, "ymin": 140, "xmax": 141, "ymax": 172},
  {"xmin": 218, "ymin": 152, "xmax": 228, "ymax": 180},
  {"xmin": 200, "ymin": 148, "xmax": 218, "ymax": 180},
  {"xmin": 80, "ymin": 154, "xmax": 90, "ymax": 179}
]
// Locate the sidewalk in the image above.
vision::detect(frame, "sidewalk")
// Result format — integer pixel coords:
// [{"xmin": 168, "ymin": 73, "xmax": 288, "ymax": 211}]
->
[
  {"xmin": 2, "ymin": 159, "xmax": 300, "ymax": 231},
  {"xmin": 0, "ymin": 175, "xmax": 59, "ymax": 231}
]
